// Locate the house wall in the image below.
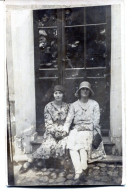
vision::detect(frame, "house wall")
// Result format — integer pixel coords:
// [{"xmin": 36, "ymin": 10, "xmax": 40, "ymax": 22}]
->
[
  {"xmin": 7, "ymin": 10, "xmax": 36, "ymax": 154},
  {"xmin": 6, "ymin": 3, "xmax": 123, "ymax": 155},
  {"xmin": 11, "ymin": 10, "xmax": 36, "ymax": 137},
  {"xmin": 110, "ymin": 4, "xmax": 123, "ymax": 155}
]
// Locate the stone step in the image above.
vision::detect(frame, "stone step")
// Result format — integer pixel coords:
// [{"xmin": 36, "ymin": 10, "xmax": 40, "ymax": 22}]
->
[
  {"xmin": 103, "ymin": 137, "xmax": 115, "ymax": 155},
  {"xmin": 31, "ymin": 135, "xmax": 115, "ymax": 155},
  {"xmin": 14, "ymin": 154, "xmax": 122, "ymax": 165},
  {"xmin": 31, "ymin": 136, "xmax": 113, "ymax": 145},
  {"xmin": 31, "ymin": 135, "xmax": 113, "ymax": 143},
  {"xmin": 37, "ymin": 129, "xmax": 110, "ymax": 137},
  {"xmin": 31, "ymin": 135, "xmax": 43, "ymax": 144},
  {"xmin": 95, "ymin": 155, "xmax": 122, "ymax": 163},
  {"xmin": 101, "ymin": 129, "xmax": 109, "ymax": 136}
]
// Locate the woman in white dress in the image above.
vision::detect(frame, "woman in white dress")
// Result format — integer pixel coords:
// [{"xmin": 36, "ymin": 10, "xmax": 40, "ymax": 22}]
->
[{"xmin": 63, "ymin": 81, "xmax": 106, "ymax": 181}]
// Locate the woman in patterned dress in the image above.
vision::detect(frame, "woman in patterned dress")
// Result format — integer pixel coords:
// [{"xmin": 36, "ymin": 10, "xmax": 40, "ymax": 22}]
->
[
  {"xmin": 63, "ymin": 81, "xmax": 106, "ymax": 181},
  {"xmin": 19, "ymin": 85, "xmax": 69, "ymax": 173}
]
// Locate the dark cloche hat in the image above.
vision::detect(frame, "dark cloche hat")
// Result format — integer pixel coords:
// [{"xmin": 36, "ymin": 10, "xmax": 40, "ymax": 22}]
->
[{"xmin": 53, "ymin": 85, "xmax": 64, "ymax": 93}]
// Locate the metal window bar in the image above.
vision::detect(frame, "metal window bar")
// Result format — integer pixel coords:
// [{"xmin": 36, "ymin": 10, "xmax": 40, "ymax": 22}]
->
[
  {"xmin": 62, "ymin": 9, "xmax": 66, "ymax": 85},
  {"xmin": 64, "ymin": 23, "xmax": 107, "ymax": 28},
  {"xmin": 84, "ymin": 7, "xmax": 86, "ymax": 69}
]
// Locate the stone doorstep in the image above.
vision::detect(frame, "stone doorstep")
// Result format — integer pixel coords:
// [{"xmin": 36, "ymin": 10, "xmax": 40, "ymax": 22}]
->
[
  {"xmin": 13, "ymin": 154, "xmax": 29, "ymax": 162},
  {"xmin": 31, "ymin": 135, "xmax": 115, "ymax": 155},
  {"xmin": 101, "ymin": 129, "xmax": 109, "ymax": 137},
  {"xmin": 13, "ymin": 154, "xmax": 122, "ymax": 164},
  {"xmin": 102, "ymin": 137, "xmax": 115, "ymax": 145},
  {"xmin": 30, "ymin": 135, "xmax": 114, "ymax": 145},
  {"xmin": 31, "ymin": 135, "xmax": 43, "ymax": 144},
  {"xmin": 14, "ymin": 136, "xmax": 121, "ymax": 163},
  {"xmin": 92, "ymin": 155, "xmax": 122, "ymax": 164},
  {"xmin": 38, "ymin": 129, "xmax": 110, "ymax": 137}
]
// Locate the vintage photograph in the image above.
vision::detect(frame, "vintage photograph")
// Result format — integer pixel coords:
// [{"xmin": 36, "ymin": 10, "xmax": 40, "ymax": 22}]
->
[{"xmin": 6, "ymin": 1, "xmax": 123, "ymax": 186}]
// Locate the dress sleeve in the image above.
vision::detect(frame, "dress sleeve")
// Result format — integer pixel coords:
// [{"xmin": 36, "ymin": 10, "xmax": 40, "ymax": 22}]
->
[
  {"xmin": 44, "ymin": 105, "xmax": 54, "ymax": 134},
  {"xmin": 93, "ymin": 102, "xmax": 100, "ymax": 129},
  {"xmin": 63, "ymin": 104, "xmax": 75, "ymax": 133}
]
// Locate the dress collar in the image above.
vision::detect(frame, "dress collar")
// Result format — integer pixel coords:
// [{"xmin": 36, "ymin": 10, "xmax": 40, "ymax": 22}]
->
[
  {"xmin": 51, "ymin": 101, "xmax": 64, "ymax": 111},
  {"xmin": 78, "ymin": 99, "xmax": 90, "ymax": 112}
]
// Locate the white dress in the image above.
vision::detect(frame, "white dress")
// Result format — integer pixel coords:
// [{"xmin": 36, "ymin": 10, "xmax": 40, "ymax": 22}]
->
[{"xmin": 64, "ymin": 99, "xmax": 106, "ymax": 162}]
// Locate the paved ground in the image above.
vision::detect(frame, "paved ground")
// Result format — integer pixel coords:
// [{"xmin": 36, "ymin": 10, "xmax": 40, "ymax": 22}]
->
[{"xmin": 13, "ymin": 159, "xmax": 122, "ymax": 186}]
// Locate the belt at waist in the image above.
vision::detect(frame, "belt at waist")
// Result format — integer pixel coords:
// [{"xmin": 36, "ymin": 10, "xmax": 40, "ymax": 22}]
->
[{"xmin": 72, "ymin": 123, "xmax": 94, "ymax": 131}]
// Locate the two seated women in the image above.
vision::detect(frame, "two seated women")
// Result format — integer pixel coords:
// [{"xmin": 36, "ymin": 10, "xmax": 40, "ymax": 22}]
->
[{"xmin": 19, "ymin": 81, "xmax": 106, "ymax": 181}]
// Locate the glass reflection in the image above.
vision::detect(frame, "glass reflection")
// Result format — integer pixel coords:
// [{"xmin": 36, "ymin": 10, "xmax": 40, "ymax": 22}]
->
[
  {"xmin": 65, "ymin": 27, "xmax": 84, "ymax": 68},
  {"xmin": 39, "ymin": 29, "xmax": 58, "ymax": 68},
  {"xmin": 65, "ymin": 8, "xmax": 84, "ymax": 26},
  {"xmin": 37, "ymin": 10, "xmax": 57, "ymax": 27},
  {"xmin": 86, "ymin": 26, "xmax": 107, "ymax": 67},
  {"xmin": 86, "ymin": 6, "xmax": 106, "ymax": 24}
]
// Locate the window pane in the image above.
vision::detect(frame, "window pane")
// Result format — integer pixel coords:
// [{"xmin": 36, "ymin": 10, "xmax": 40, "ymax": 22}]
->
[
  {"xmin": 86, "ymin": 25, "xmax": 107, "ymax": 67},
  {"xmin": 65, "ymin": 8, "xmax": 84, "ymax": 26},
  {"xmin": 86, "ymin": 6, "xmax": 106, "ymax": 24},
  {"xmin": 36, "ymin": 9, "xmax": 57, "ymax": 27},
  {"xmin": 65, "ymin": 27, "xmax": 84, "ymax": 68},
  {"xmin": 39, "ymin": 28, "xmax": 58, "ymax": 68}
]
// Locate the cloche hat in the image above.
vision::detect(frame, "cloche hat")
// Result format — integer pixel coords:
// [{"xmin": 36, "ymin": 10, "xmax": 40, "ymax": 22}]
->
[{"xmin": 75, "ymin": 81, "xmax": 94, "ymax": 97}]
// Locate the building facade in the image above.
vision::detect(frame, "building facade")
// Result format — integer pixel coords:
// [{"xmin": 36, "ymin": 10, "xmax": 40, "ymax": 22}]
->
[{"xmin": 6, "ymin": 1, "xmax": 124, "ymax": 161}]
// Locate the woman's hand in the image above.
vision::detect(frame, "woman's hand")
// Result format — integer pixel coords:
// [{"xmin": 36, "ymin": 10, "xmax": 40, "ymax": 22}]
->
[
  {"xmin": 46, "ymin": 127, "xmax": 55, "ymax": 136},
  {"xmin": 55, "ymin": 131, "xmax": 61, "ymax": 138},
  {"xmin": 63, "ymin": 126, "xmax": 69, "ymax": 134},
  {"xmin": 54, "ymin": 131, "xmax": 67, "ymax": 139},
  {"xmin": 62, "ymin": 131, "xmax": 67, "ymax": 137}
]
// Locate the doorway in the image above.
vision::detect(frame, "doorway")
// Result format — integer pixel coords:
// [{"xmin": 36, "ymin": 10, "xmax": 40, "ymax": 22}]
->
[{"xmin": 33, "ymin": 6, "xmax": 111, "ymax": 135}]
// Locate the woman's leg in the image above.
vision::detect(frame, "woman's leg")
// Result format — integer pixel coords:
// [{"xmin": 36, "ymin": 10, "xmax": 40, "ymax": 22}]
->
[
  {"xmin": 19, "ymin": 156, "xmax": 34, "ymax": 174},
  {"xmin": 69, "ymin": 149, "xmax": 83, "ymax": 178},
  {"xmin": 19, "ymin": 145, "xmax": 46, "ymax": 174},
  {"xmin": 79, "ymin": 149, "xmax": 88, "ymax": 171}
]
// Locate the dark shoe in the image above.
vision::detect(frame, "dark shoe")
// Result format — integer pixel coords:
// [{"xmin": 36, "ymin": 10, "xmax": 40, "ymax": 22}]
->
[
  {"xmin": 74, "ymin": 179, "xmax": 81, "ymax": 185},
  {"xmin": 19, "ymin": 166, "xmax": 29, "ymax": 174},
  {"xmin": 35, "ymin": 159, "xmax": 46, "ymax": 169},
  {"xmin": 73, "ymin": 172, "xmax": 87, "ymax": 184},
  {"xmin": 83, "ymin": 168, "xmax": 88, "ymax": 176},
  {"xmin": 74, "ymin": 173, "xmax": 81, "ymax": 180},
  {"xmin": 79, "ymin": 172, "xmax": 87, "ymax": 182},
  {"xmin": 33, "ymin": 166, "xmax": 40, "ymax": 172},
  {"xmin": 73, "ymin": 174, "xmax": 81, "ymax": 185},
  {"xmin": 19, "ymin": 162, "xmax": 31, "ymax": 174}
]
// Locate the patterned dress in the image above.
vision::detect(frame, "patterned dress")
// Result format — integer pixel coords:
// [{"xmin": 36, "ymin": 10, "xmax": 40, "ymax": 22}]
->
[
  {"xmin": 32, "ymin": 101, "xmax": 69, "ymax": 159},
  {"xmin": 63, "ymin": 99, "xmax": 106, "ymax": 162}
]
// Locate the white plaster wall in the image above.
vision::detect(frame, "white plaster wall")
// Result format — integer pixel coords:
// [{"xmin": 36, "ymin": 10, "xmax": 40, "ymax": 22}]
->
[
  {"xmin": 110, "ymin": 4, "xmax": 122, "ymax": 154},
  {"xmin": 5, "ymin": 0, "xmax": 123, "ymax": 8},
  {"xmin": 6, "ymin": 11, "xmax": 15, "ymax": 101},
  {"xmin": 11, "ymin": 10, "xmax": 36, "ymax": 137},
  {"xmin": 7, "ymin": 11, "xmax": 16, "ymax": 137}
]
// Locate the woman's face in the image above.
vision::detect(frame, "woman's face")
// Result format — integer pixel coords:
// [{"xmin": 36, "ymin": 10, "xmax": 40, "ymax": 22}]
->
[
  {"xmin": 80, "ymin": 88, "xmax": 90, "ymax": 98},
  {"xmin": 54, "ymin": 90, "xmax": 63, "ymax": 102}
]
